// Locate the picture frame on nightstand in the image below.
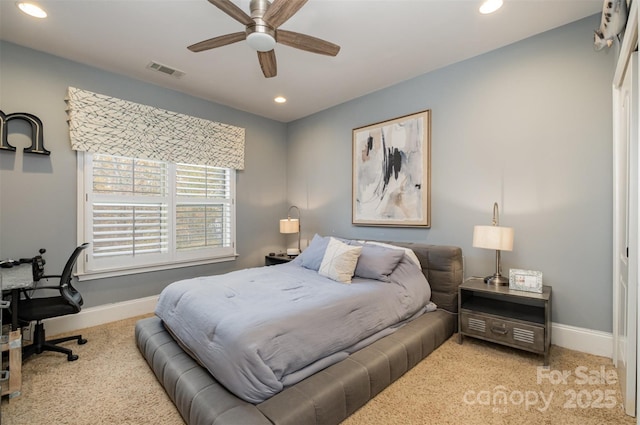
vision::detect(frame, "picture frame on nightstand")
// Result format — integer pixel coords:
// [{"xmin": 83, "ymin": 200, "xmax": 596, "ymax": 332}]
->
[{"xmin": 509, "ymin": 269, "xmax": 543, "ymax": 293}]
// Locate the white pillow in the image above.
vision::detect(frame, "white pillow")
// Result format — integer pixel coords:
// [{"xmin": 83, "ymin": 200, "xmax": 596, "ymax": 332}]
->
[
  {"xmin": 365, "ymin": 241, "xmax": 421, "ymax": 268},
  {"xmin": 319, "ymin": 237, "xmax": 363, "ymax": 283}
]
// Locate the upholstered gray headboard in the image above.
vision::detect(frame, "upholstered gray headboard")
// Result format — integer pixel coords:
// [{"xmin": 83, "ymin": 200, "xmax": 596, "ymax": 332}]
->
[{"xmin": 385, "ymin": 242, "xmax": 463, "ymax": 313}]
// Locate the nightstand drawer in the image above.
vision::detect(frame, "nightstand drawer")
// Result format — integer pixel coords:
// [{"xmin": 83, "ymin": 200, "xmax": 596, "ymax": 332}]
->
[{"xmin": 460, "ymin": 311, "xmax": 545, "ymax": 353}]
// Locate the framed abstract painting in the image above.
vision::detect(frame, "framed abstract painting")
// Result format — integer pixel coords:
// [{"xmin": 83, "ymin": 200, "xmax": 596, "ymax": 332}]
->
[{"xmin": 352, "ymin": 110, "xmax": 431, "ymax": 227}]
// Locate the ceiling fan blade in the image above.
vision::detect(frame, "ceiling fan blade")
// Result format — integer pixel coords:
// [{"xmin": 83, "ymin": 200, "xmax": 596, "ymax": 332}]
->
[
  {"xmin": 262, "ymin": 0, "xmax": 308, "ymax": 28},
  {"xmin": 258, "ymin": 50, "xmax": 277, "ymax": 78},
  {"xmin": 277, "ymin": 30, "xmax": 340, "ymax": 56},
  {"xmin": 208, "ymin": 0, "xmax": 253, "ymax": 26},
  {"xmin": 188, "ymin": 32, "xmax": 246, "ymax": 52}
]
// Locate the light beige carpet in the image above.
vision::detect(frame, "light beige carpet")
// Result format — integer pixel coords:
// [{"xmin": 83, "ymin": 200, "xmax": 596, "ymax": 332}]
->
[{"xmin": 1, "ymin": 315, "xmax": 636, "ymax": 425}]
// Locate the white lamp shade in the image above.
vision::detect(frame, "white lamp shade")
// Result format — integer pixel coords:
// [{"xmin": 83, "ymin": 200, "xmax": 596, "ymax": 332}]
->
[
  {"xmin": 472, "ymin": 225, "xmax": 514, "ymax": 251},
  {"xmin": 280, "ymin": 218, "xmax": 300, "ymax": 234}
]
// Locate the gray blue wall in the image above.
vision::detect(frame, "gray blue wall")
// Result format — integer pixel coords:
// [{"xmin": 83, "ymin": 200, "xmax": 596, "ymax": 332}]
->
[
  {"xmin": 0, "ymin": 14, "xmax": 616, "ymax": 332},
  {"xmin": 286, "ymin": 15, "xmax": 615, "ymax": 332},
  {"xmin": 0, "ymin": 41, "xmax": 288, "ymax": 308}
]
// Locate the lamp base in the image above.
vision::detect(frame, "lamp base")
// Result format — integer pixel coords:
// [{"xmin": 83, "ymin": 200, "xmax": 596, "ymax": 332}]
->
[
  {"xmin": 484, "ymin": 274, "xmax": 509, "ymax": 286},
  {"xmin": 286, "ymin": 248, "xmax": 300, "ymax": 257}
]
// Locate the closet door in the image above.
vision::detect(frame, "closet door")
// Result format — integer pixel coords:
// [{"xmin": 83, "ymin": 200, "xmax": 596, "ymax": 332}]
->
[{"xmin": 613, "ymin": 50, "xmax": 638, "ymax": 418}]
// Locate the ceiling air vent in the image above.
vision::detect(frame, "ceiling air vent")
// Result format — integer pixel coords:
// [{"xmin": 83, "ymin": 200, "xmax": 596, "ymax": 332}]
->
[{"xmin": 146, "ymin": 61, "xmax": 185, "ymax": 79}]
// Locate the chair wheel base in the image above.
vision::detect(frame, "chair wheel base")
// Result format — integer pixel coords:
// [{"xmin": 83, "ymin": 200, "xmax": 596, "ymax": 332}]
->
[{"xmin": 21, "ymin": 322, "xmax": 87, "ymax": 361}]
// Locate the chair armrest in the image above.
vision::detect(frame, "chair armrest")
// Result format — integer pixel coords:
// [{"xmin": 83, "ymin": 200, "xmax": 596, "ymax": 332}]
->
[
  {"xmin": 29, "ymin": 285, "xmax": 60, "ymax": 291},
  {"xmin": 19, "ymin": 285, "xmax": 61, "ymax": 298}
]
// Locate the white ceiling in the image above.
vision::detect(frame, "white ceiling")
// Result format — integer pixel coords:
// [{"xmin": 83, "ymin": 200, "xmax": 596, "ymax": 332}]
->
[{"xmin": 0, "ymin": 0, "xmax": 602, "ymax": 122}]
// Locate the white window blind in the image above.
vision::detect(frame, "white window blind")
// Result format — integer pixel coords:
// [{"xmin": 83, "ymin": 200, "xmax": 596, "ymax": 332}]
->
[
  {"xmin": 175, "ymin": 164, "xmax": 232, "ymax": 251},
  {"xmin": 78, "ymin": 153, "xmax": 236, "ymax": 279},
  {"xmin": 92, "ymin": 155, "xmax": 169, "ymax": 259}
]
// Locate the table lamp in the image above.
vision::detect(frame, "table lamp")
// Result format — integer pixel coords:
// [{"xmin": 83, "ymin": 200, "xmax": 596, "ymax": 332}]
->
[
  {"xmin": 472, "ymin": 202, "xmax": 514, "ymax": 286},
  {"xmin": 280, "ymin": 205, "xmax": 301, "ymax": 256}
]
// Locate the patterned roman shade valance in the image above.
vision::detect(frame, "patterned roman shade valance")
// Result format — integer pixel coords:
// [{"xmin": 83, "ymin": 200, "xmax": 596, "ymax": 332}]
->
[{"xmin": 66, "ymin": 87, "xmax": 245, "ymax": 169}]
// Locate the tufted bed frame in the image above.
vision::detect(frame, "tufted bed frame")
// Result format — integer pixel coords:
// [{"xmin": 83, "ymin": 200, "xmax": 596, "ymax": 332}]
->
[{"xmin": 135, "ymin": 243, "xmax": 463, "ymax": 425}]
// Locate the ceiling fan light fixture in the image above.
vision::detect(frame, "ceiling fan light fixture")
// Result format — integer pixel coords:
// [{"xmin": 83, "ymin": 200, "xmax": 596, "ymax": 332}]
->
[
  {"xmin": 479, "ymin": 0, "xmax": 503, "ymax": 14},
  {"xmin": 16, "ymin": 2, "xmax": 47, "ymax": 18},
  {"xmin": 191, "ymin": 0, "xmax": 340, "ymax": 78},
  {"xmin": 247, "ymin": 32, "xmax": 276, "ymax": 52}
]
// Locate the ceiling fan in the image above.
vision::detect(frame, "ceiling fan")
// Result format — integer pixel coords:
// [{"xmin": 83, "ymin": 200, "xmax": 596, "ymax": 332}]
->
[{"xmin": 188, "ymin": 0, "xmax": 340, "ymax": 78}]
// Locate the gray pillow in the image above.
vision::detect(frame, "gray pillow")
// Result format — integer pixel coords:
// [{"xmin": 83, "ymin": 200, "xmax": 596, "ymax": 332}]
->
[
  {"xmin": 298, "ymin": 234, "xmax": 330, "ymax": 271},
  {"xmin": 297, "ymin": 234, "xmax": 354, "ymax": 271},
  {"xmin": 354, "ymin": 244, "xmax": 405, "ymax": 281}
]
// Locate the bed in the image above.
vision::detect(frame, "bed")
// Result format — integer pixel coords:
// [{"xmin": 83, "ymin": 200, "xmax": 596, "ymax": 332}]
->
[{"xmin": 135, "ymin": 238, "xmax": 463, "ymax": 425}]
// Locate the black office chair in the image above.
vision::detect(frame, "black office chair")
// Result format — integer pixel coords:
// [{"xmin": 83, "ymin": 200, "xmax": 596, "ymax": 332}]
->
[{"xmin": 18, "ymin": 243, "xmax": 89, "ymax": 361}]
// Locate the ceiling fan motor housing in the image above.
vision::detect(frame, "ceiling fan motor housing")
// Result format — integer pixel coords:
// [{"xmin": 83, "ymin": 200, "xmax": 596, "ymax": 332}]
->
[
  {"xmin": 250, "ymin": 0, "xmax": 270, "ymax": 18},
  {"xmin": 246, "ymin": 0, "xmax": 276, "ymax": 51}
]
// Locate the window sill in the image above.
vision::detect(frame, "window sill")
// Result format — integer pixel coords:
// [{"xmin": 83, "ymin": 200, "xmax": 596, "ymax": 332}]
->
[{"xmin": 76, "ymin": 254, "xmax": 238, "ymax": 281}]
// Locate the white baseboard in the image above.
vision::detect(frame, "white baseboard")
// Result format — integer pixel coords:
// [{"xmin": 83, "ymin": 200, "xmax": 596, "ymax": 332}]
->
[
  {"xmin": 43, "ymin": 295, "xmax": 159, "ymax": 337},
  {"xmin": 551, "ymin": 322, "xmax": 613, "ymax": 359},
  {"xmin": 41, "ymin": 296, "xmax": 614, "ymax": 359}
]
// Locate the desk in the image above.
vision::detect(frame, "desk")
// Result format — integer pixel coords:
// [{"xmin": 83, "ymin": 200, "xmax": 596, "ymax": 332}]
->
[
  {"xmin": 1, "ymin": 264, "xmax": 34, "ymax": 330},
  {"xmin": 0, "ymin": 264, "xmax": 31, "ymax": 399}
]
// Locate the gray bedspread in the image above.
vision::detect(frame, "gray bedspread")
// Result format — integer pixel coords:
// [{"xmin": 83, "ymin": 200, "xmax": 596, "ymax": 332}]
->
[{"xmin": 155, "ymin": 256, "xmax": 430, "ymax": 403}]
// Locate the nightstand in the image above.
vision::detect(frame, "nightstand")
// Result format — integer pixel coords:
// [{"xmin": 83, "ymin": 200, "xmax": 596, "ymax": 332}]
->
[
  {"xmin": 458, "ymin": 278, "xmax": 552, "ymax": 365},
  {"xmin": 265, "ymin": 254, "xmax": 294, "ymax": 266}
]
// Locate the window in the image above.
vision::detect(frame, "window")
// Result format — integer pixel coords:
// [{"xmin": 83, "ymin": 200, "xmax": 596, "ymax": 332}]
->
[{"xmin": 77, "ymin": 153, "xmax": 236, "ymax": 279}]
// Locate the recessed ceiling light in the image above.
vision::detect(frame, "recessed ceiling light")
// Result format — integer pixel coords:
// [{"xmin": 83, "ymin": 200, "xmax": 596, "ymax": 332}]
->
[
  {"xmin": 274, "ymin": 96, "xmax": 287, "ymax": 104},
  {"xmin": 17, "ymin": 2, "xmax": 47, "ymax": 18},
  {"xmin": 479, "ymin": 0, "xmax": 503, "ymax": 14}
]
